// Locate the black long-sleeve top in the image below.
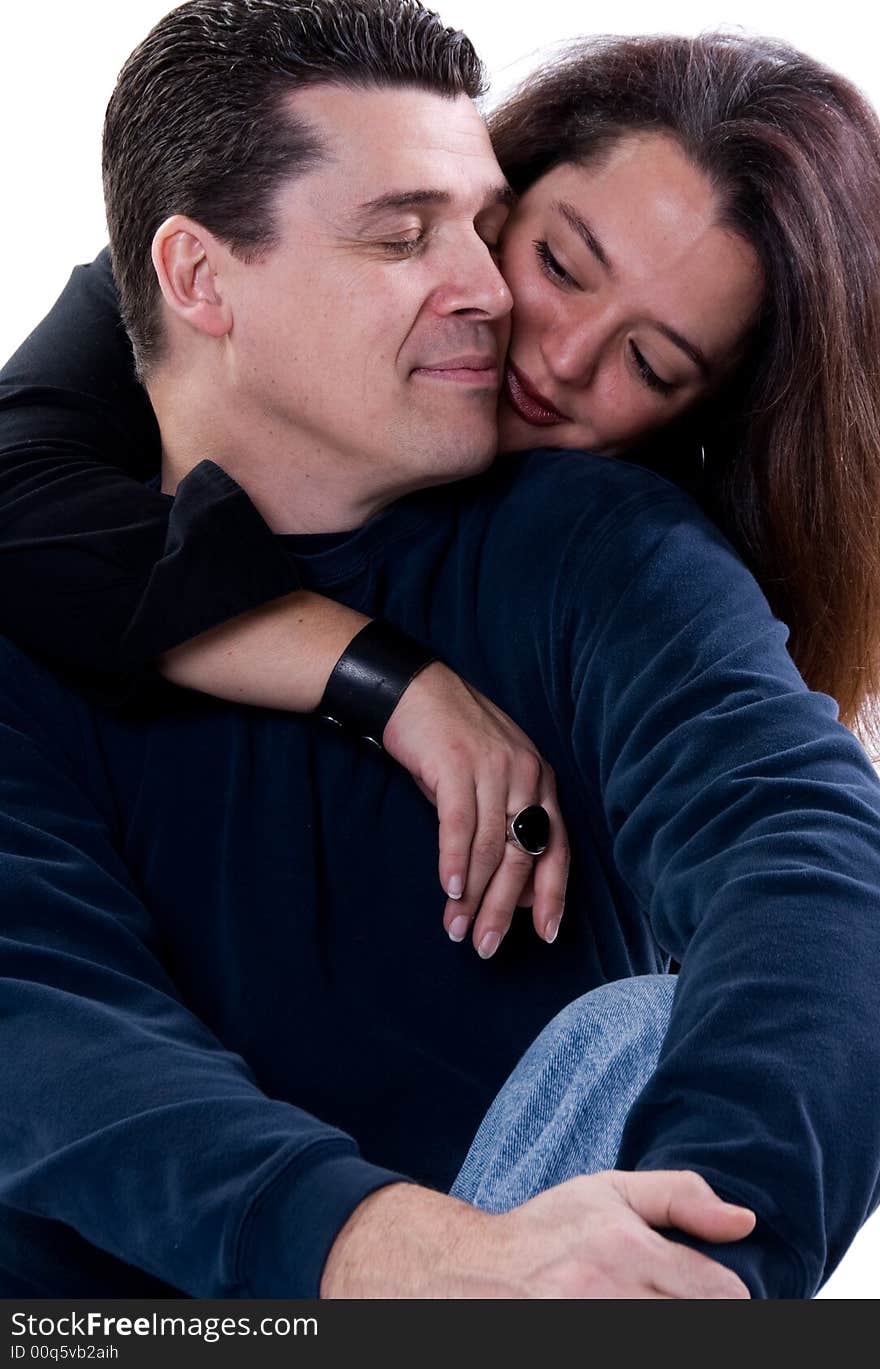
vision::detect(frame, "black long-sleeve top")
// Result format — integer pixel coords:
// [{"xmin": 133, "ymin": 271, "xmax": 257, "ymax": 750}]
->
[{"xmin": 0, "ymin": 249, "xmax": 299, "ymax": 690}]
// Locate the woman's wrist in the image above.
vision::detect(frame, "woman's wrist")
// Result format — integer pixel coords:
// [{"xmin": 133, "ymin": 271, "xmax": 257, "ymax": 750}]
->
[{"xmin": 315, "ymin": 619, "xmax": 437, "ymax": 748}]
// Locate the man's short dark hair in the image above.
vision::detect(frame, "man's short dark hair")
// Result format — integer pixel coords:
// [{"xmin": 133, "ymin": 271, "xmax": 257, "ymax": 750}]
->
[{"xmin": 102, "ymin": 0, "xmax": 486, "ymax": 376}]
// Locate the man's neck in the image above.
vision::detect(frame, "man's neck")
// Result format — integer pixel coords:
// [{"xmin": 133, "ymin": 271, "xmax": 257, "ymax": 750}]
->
[{"xmin": 150, "ymin": 372, "xmax": 394, "ymax": 535}]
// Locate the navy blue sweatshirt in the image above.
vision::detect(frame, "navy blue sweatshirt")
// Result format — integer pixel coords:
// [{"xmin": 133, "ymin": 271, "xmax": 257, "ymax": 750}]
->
[{"xmin": 1, "ymin": 449, "xmax": 879, "ymax": 1300}]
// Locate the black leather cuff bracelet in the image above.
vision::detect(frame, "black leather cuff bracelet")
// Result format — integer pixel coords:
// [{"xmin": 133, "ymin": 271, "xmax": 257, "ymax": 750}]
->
[{"xmin": 316, "ymin": 619, "xmax": 437, "ymax": 749}]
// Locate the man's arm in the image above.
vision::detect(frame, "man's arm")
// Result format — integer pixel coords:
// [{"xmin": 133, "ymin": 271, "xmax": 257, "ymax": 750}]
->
[
  {"xmin": 0, "ymin": 638, "xmax": 406, "ymax": 1296},
  {"xmin": 563, "ymin": 487, "xmax": 880, "ymax": 1297},
  {"xmin": 0, "ymin": 635, "xmax": 754, "ymax": 1299},
  {"xmin": 319, "ymin": 1171, "xmax": 754, "ymax": 1298}
]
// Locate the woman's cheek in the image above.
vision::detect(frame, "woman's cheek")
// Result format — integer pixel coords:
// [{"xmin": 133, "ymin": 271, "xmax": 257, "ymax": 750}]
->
[{"xmin": 503, "ymin": 252, "xmax": 546, "ymax": 328}]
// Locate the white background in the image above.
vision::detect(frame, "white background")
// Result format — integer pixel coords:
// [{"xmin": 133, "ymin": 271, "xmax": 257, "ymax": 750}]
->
[{"xmin": 2, "ymin": 0, "xmax": 878, "ymax": 1297}]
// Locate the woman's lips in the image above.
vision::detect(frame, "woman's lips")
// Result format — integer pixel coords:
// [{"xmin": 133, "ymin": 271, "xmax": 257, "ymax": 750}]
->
[{"xmin": 504, "ymin": 363, "xmax": 569, "ymax": 426}]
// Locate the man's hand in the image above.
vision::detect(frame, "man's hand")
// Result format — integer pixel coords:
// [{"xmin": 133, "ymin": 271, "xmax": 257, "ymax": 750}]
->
[
  {"xmin": 320, "ymin": 1171, "xmax": 755, "ymax": 1299},
  {"xmin": 382, "ymin": 662, "xmax": 570, "ymax": 957}
]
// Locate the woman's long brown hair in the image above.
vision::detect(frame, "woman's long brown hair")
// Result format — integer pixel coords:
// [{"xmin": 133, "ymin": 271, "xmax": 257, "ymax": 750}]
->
[{"xmin": 490, "ymin": 33, "xmax": 880, "ymax": 743}]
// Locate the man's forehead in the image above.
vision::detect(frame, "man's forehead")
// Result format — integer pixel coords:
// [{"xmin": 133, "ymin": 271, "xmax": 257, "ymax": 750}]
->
[{"xmin": 281, "ymin": 82, "xmax": 507, "ymax": 205}]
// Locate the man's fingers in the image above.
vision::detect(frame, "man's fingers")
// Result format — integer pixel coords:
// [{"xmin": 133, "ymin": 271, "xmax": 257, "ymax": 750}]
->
[
  {"xmin": 668, "ymin": 1198, "xmax": 757, "ymax": 1244},
  {"xmin": 647, "ymin": 1236, "xmax": 751, "ymax": 1299},
  {"xmin": 590, "ymin": 1231, "xmax": 748, "ymax": 1299},
  {"xmin": 614, "ymin": 1170, "xmax": 756, "ymax": 1242}
]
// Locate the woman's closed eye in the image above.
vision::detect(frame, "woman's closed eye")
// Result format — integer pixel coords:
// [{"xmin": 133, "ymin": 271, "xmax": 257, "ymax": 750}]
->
[
  {"xmin": 533, "ymin": 238, "xmax": 580, "ymax": 289},
  {"xmin": 629, "ymin": 340, "xmax": 675, "ymax": 398},
  {"xmin": 533, "ymin": 233, "xmax": 679, "ymax": 399}
]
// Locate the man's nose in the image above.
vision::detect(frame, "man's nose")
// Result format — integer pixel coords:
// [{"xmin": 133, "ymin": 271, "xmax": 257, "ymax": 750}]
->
[{"xmin": 435, "ymin": 238, "xmax": 513, "ymax": 321}]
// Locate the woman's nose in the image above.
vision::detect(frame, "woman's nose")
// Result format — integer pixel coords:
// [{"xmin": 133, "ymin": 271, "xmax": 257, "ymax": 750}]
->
[{"xmin": 541, "ymin": 309, "xmax": 610, "ymax": 387}]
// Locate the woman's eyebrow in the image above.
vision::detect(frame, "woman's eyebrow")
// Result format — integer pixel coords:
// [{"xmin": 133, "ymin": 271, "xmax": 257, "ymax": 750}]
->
[
  {"xmin": 654, "ymin": 323, "xmax": 711, "ymax": 379},
  {"xmin": 554, "ymin": 200, "xmax": 614, "ymax": 274},
  {"xmin": 554, "ymin": 198, "xmax": 711, "ymax": 377}
]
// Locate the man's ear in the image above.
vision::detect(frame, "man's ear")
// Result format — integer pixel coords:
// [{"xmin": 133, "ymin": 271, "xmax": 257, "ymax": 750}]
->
[{"xmin": 150, "ymin": 215, "xmax": 232, "ymax": 339}]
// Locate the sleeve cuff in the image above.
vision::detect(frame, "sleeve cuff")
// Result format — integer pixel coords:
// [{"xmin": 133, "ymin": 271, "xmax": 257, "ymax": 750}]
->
[
  {"xmin": 120, "ymin": 460, "xmax": 302, "ymax": 665},
  {"xmin": 235, "ymin": 1145, "xmax": 412, "ymax": 1297}
]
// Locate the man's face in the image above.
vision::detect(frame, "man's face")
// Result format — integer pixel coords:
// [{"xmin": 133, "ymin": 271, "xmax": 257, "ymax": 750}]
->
[{"xmin": 219, "ymin": 85, "xmax": 513, "ymax": 507}]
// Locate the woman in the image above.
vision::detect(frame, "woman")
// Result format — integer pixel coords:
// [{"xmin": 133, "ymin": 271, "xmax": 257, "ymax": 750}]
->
[{"xmin": 2, "ymin": 29, "xmax": 880, "ymax": 956}]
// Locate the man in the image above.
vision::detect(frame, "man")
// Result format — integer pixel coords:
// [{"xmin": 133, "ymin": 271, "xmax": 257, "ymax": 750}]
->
[{"xmin": 1, "ymin": 0, "xmax": 879, "ymax": 1299}]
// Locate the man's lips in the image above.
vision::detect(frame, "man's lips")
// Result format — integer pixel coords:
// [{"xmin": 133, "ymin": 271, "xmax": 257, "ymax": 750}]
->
[
  {"xmin": 504, "ymin": 362, "xmax": 569, "ymax": 426},
  {"xmin": 411, "ymin": 354, "xmax": 499, "ymax": 387}
]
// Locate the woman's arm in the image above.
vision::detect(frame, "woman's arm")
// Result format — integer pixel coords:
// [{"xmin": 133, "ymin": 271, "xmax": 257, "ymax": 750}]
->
[
  {"xmin": 0, "ymin": 251, "xmax": 568, "ymax": 946},
  {"xmin": 162, "ymin": 594, "xmax": 568, "ymax": 951},
  {"xmin": 0, "ymin": 249, "xmax": 302, "ymax": 676}
]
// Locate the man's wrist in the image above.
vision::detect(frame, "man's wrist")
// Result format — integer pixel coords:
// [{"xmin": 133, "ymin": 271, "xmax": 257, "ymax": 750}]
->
[{"xmin": 319, "ymin": 1182, "xmax": 497, "ymax": 1298}]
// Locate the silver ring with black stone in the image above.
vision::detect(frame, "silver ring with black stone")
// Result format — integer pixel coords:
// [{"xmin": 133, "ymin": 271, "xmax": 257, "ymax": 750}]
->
[{"xmin": 505, "ymin": 805, "xmax": 551, "ymax": 857}]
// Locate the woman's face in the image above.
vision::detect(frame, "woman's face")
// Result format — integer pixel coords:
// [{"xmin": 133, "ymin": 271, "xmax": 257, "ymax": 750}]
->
[{"xmin": 497, "ymin": 133, "xmax": 764, "ymax": 455}]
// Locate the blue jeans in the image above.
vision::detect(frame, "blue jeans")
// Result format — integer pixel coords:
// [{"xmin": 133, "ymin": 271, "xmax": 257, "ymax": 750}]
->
[{"xmin": 451, "ymin": 974, "xmax": 676, "ymax": 1211}]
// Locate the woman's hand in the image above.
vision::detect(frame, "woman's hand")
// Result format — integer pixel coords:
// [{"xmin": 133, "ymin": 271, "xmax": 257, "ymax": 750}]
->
[
  {"xmin": 159, "ymin": 598, "xmax": 568, "ymax": 955},
  {"xmin": 382, "ymin": 662, "xmax": 570, "ymax": 958}
]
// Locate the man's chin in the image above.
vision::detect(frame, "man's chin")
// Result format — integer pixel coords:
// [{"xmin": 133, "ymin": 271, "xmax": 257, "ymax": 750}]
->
[{"xmin": 421, "ymin": 438, "xmax": 498, "ymax": 486}]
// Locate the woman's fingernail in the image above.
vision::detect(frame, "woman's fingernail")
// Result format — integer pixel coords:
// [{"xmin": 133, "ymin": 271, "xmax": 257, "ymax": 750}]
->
[
  {"xmin": 478, "ymin": 931, "xmax": 502, "ymax": 960},
  {"xmin": 448, "ymin": 915, "xmax": 469, "ymax": 943},
  {"xmin": 447, "ymin": 875, "xmax": 464, "ymax": 900},
  {"xmin": 545, "ymin": 917, "xmax": 561, "ymax": 944}
]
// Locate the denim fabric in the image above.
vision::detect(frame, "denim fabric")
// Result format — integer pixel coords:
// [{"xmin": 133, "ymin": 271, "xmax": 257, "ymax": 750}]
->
[{"xmin": 451, "ymin": 975, "xmax": 676, "ymax": 1211}]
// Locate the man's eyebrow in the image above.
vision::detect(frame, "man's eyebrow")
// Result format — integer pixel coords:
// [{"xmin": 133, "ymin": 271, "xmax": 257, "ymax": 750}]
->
[
  {"xmin": 554, "ymin": 199, "xmax": 712, "ymax": 378},
  {"xmin": 353, "ymin": 184, "xmax": 515, "ymax": 227}
]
